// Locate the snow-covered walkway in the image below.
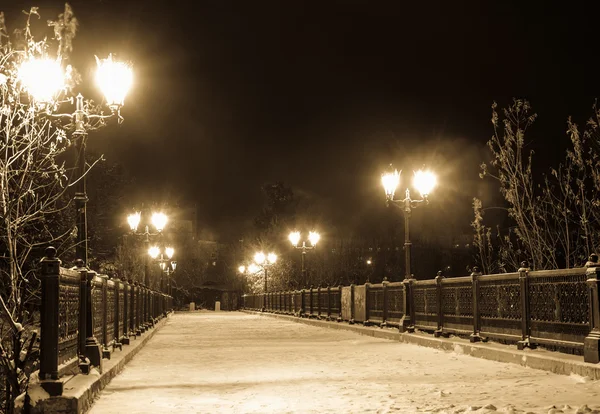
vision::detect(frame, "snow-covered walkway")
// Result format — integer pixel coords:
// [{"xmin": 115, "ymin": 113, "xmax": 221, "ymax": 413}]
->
[{"xmin": 89, "ymin": 312, "xmax": 600, "ymax": 414}]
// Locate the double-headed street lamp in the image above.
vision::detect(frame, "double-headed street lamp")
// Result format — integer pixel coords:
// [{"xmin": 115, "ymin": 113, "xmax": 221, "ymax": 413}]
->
[
  {"xmin": 19, "ymin": 55, "xmax": 133, "ymax": 267},
  {"xmin": 288, "ymin": 231, "xmax": 320, "ymax": 287},
  {"xmin": 127, "ymin": 212, "xmax": 168, "ymax": 288},
  {"xmin": 239, "ymin": 251, "xmax": 277, "ymax": 311},
  {"xmin": 381, "ymin": 167, "xmax": 437, "ymax": 280},
  {"xmin": 148, "ymin": 245, "xmax": 176, "ymax": 293}
]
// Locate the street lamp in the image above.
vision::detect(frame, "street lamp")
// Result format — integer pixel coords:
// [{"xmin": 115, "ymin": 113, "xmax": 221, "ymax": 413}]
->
[
  {"xmin": 288, "ymin": 231, "xmax": 320, "ymax": 287},
  {"xmin": 148, "ymin": 245, "xmax": 176, "ymax": 293},
  {"xmin": 381, "ymin": 167, "xmax": 437, "ymax": 280},
  {"xmin": 241, "ymin": 252, "xmax": 277, "ymax": 311},
  {"xmin": 127, "ymin": 211, "xmax": 169, "ymax": 288},
  {"xmin": 19, "ymin": 55, "xmax": 133, "ymax": 267}
]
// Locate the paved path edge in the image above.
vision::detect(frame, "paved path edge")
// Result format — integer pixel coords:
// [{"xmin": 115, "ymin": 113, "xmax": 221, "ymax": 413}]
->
[
  {"xmin": 242, "ymin": 310, "xmax": 600, "ymax": 380},
  {"xmin": 15, "ymin": 315, "xmax": 171, "ymax": 414}
]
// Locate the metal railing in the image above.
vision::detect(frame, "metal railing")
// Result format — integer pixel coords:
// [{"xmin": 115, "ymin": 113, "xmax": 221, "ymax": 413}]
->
[
  {"xmin": 38, "ymin": 247, "xmax": 173, "ymax": 396},
  {"xmin": 242, "ymin": 260, "xmax": 600, "ymax": 364}
]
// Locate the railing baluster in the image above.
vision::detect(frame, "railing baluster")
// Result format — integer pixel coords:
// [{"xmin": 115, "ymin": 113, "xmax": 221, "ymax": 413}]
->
[{"xmin": 39, "ymin": 247, "xmax": 63, "ymax": 396}]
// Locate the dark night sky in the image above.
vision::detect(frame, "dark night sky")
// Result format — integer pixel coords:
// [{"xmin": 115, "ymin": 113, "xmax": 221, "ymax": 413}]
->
[{"xmin": 4, "ymin": 1, "xmax": 599, "ymax": 240}]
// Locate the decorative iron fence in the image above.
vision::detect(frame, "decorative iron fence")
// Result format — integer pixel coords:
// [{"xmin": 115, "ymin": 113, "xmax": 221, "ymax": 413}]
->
[
  {"xmin": 242, "ymin": 260, "xmax": 600, "ymax": 365},
  {"xmin": 38, "ymin": 247, "xmax": 173, "ymax": 396}
]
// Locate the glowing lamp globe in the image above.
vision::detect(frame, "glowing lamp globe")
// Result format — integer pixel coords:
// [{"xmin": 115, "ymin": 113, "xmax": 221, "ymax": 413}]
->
[
  {"xmin": 127, "ymin": 212, "xmax": 141, "ymax": 232},
  {"xmin": 151, "ymin": 212, "xmax": 168, "ymax": 232},
  {"xmin": 254, "ymin": 252, "xmax": 266, "ymax": 265},
  {"xmin": 18, "ymin": 57, "xmax": 64, "ymax": 102},
  {"xmin": 267, "ymin": 253, "xmax": 277, "ymax": 264},
  {"xmin": 165, "ymin": 247, "xmax": 175, "ymax": 259},
  {"xmin": 381, "ymin": 169, "xmax": 400, "ymax": 199},
  {"xmin": 289, "ymin": 231, "xmax": 301, "ymax": 247},
  {"xmin": 308, "ymin": 231, "xmax": 320, "ymax": 247},
  {"xmin": 413, "ymin": 170, "xmax": 437, "ymax": 197},
  {"xmin": 95, "ymin": 55, "xmax": 133, "ymax": 110},
  {"xmin": 148, "ymin": 246, "xmax": 160, "ymax": 259}
]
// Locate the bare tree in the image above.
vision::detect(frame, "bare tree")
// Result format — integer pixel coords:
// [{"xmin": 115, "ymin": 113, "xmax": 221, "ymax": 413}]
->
[
  {"xmin": 478, "ymin": 99, "xmax": 600, "ymax": 272},
  {"xmin": 0, "ymin": 6, "xmax": 100, "ymax": 412}
]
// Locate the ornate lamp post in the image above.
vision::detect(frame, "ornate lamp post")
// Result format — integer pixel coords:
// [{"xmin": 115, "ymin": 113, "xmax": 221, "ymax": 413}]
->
[
  {"xmin": 19, "ymin": 55, "xmax": 133, "ymax": 267},
  {"xmin": 381, "ymin": 167, "xmax": 437, "ymax": 279},
  {"xmin": 127, "ymin": 211, "xmax": 168, "ymax": 289},
  {"xmin": 288, "ymin": 231, "xmax": 320, "ymax": 288},
  {"xmin": 148, "ymin": 245, "xmax": 176, "ymax": 293},
  {"xmin": 164, "ymin": 261, "xmax": 177, "ymax": 297}
]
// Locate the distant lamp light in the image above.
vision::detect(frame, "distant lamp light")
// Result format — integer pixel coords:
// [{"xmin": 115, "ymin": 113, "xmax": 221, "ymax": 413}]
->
[
  {"xmin": 148, "ymin": 246, "xmax": 160, "ymax": 259},
  {"xmin": 308, "ymin": 231, "xmax": 320, "ymax": 247},
  {"xmin": 165, "ymin": 247, "xmax": 175, "ymax": 259},
  {"xmin": 159, "ymin": 262, "xmax": 166, "ymax": 270},
  {"xmin": 238, "ymin": 265, "xmax": 246, "ymax": 274},
  {"xmin": 267, "ymin": 253, "xmax": 277, "ymax": 264},
  {"xmin": 254, "ymin": 252, "xmax": 266, "ymax": 265},
  {"xmin": 381, "ymin": 168, "xmax": 400, "ymax": 200},
  {"xmin": 248, "ymin": 264, "xmax": 260, "ymax": 274},
  {"xmin": 18, "ymin": 57, "xmax": 64, "ymax": 102},
  {"xmin": 171, "ymin": 261, "xmax": 177, "ymax": 271},
  {"xmin": 413, "ymin": 170, "xmax": 437, "ymax": 197},
  {"xmin": 288, "ymin": 231, "xmax": 301, "ymax": 247},
  {"xmin": 95, "ymin": 54, "xmax": 133, "ymax": 110},
  {"xmin": 127, "ymin": 212, "xmax": 141, "ymax": 232},
  {"xmin": 151, "ymin": 212, "xmax": 168, "ymax": 232},
  {"xmin": 366, "ymin": 259, "xmax": 372, "ymax": 265}
]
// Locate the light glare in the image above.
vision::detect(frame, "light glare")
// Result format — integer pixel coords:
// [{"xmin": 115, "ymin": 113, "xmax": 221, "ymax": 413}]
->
[
  {"xmin": 248, "ymin": 264, "xmax": 260, "ymax": 274},
  {"xmin": 95, "ymin": 54, "xmax": 133, "ymax": 108},
  {"xmin": 151, "ymin": 212, "xmax": 168, "ymax": 232},
  {"xmin": 382, "ymin": 169, "xmax": 400, "ymax": 199},
  {"xmin": 267, "ymin": 253, "xmax": 277, "ymax": 264},
  {"xmin": 308, "ymin": 231, "xmax": 320, "ymax": 247},
  {"xmin": 18, "ymin": 57, "xmax": 64, "ymax": 102},
  {"xmin": 413, "ymin": 170, "xmax": 437, "ymax": 196},
  {"xmin": 148, "ymin": 246, "xmax": 160, "ymax": 259},
  {"xmin": 254, "ymin": 252, "xmax": 266, "ymax": 265},
  {"xmin": 289, "ymin": 231, "xmax": 301, "ymax": 247},
  {"xmin": 127, "ymin": 212, "xmax": 141, "ymax": 232}
]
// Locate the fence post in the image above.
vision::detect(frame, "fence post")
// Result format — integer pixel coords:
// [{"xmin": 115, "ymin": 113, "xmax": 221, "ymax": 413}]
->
[
  {"xmin": 434, "ymin": 271, "xmax": 444, "ymax": 337},
  {"xmin": 300, "ymin": 289, "xmax": 306, "ymax": 317},
  {"xmin": 76, "ymin": 261, "xmax": 90, "ymax": 374},
  {"xmin": 585, "ymin": 254, "xmax": 600, "ymax": 363},
  {"xmin": 39, "ymin": 247, "xmax": 63, "ymax": 396},
  {"xmin": 84, "ymin": 271, "xmax": 102, "ymax": 370},
  {"xmin": 382, "ymin": 277, "xmax": 389, "ymax": 327},
  {"xmin": 122, "ymin": 280, "xmax": 130, "ymax": 345},
  {"xmin": 337, "ymin": 285, "xmax": 343, "ymax": 322},
  {"xmin": 470, "ymin": 267, "xmax": 483, "ymax": 342},
  {"xmin": 113, "ymin": 278, "xmax": 123, "ymax": 351},
  {"xmin": 326, "ymin": 286, "xmax": 332, "ymax": 320},
  {"xmin": 349, "ymin": 283, "xmax": 355, "ymax": 325},
  {"xmin": 132, "ymin": 281, "xmax": 140, "ymax": 336},
  {"xmin": 517, "ymin": 262, "xmax": 534, "ymax": 350},
  {"xmin": 363, "ymin": 282, "xmax": 371, "ymax": 326},
  {"xmin": 101, "ymin": 275, "xmax": 111, "ymax": 359},
  {"xmin": 399, "ymin": 278, "xmax": 414, "ymax": 333}
]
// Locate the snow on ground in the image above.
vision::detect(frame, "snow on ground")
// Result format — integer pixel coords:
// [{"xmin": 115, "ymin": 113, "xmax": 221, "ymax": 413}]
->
[{"xmin": 88, "ymin": 312, "xmax": 600, "ymax": 414}]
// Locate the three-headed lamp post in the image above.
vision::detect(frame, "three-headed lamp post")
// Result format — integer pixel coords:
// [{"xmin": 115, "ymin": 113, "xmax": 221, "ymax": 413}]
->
[
  {"xmin": 19, "ymin": 55, "xmax": 133, "ymax": 267},
  {"xmin": 288, "ymin": 231, "xmax": 320, "ymax": 288},
  {"xmin": 381, "ymin": 167, "xmax": 437, "ymax": 280}
]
